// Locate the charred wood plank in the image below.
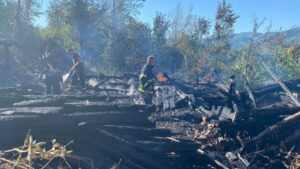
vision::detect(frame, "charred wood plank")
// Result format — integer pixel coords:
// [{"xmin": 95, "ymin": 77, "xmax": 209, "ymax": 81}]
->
[
  {"xmin": 0, "ymin": 96, "xmax": 25, "ymax": 107},
  {"xmin": 64, "ymin": 101, "xmax": 149, "ymax": 112},
  {"xmin": 244, "ymin": 79, "xmax": 257, "ymax": 109},
  {"xmin": 64, "ymin": 110, "xmax": 154, "ymax": 127},
  {"xmin": 253, "ymin": 79, "xmax": 300, "ymax": 97},
  {"xmin": 0, "ymin": 107, "xmax": 62, "ymax": 115},
  {"xmin": 97, "ymin": 129, "xmax": 171, "ymax": 169},
  {"xmin": 101, "ymin": 125, "xmax": 171, "ymax": 139},
  {"xmin": 238, "ymin": 106, "xmax": 300, "ymax": 119},
  {"xmin": 197, "ymin": 149, "xmax": 229, "ymax": 169},
  {"xmin": 262, "ymin": 62, "xmax": 300, "ymax": 106},
  {"xmin": 242, "ymin": 111, "xmax": 300, "ymax": 154},
  {"xmin": 13, "ymin": 97, "xmax": 66, "ymax": 107},
  {"xmin": 22, "ymin": 94, "xmax": 129, "ymax": 102}
]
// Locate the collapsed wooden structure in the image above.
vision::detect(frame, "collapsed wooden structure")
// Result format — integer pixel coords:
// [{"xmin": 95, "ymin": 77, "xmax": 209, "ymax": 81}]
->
[{"xmin": 0, "ymin": 72, "xmax": 300, "ymax": 168}]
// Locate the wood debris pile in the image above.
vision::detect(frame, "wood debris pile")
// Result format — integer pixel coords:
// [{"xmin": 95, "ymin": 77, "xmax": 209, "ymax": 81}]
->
[{"xmin": 0, "ymin": 73, "xmax": 299, "ymax": 168}]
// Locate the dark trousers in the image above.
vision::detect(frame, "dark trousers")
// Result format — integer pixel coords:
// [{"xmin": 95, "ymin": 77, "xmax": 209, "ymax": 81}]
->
[
  {"xmin": 142, "ymin": 94, "xmax": 153, "ymax": 105},
  {"xmin": 226, "ymin": 95, "xmax": 236, "ymax": 113},
  {"xmin": 70, "ymin": 69, "xmax": 86, "ymax": 88},
  {"xmin": 45, "ymin": 73, "xmax": 61, "ymax": 94}
]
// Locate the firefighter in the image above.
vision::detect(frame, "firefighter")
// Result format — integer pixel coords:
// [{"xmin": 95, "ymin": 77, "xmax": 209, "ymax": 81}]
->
[
  {"xmin": 138, "ymin": 55, "xmax": 156, "ymax": 104},
  {"xmin": 227, "ymin": 75, "xmax": 238, "ymax": 112},
  {"xmin": 67, "ymin": 48, "xmax": 86, "ymax": 89}
]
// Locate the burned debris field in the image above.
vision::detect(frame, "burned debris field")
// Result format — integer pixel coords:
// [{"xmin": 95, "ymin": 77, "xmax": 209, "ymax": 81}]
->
[
  {"xmin": 0, "ymin": 74, "xmax": 300, "ymax": 169},
  {"xmin": 1, "ymin": 0, "xmax": 300, "ymax": 169}
]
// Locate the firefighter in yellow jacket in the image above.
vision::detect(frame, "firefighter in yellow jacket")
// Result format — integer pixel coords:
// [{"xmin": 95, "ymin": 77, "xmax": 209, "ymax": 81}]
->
[{"xmin": 138, "ymin": 55, "xmax": 156, "ymax": 104}]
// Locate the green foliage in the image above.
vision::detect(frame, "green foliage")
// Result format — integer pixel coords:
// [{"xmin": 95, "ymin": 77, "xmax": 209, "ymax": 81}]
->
[
  {"xmin": 0, "ymin": 0, "xmax": 48, "ymax": 78},
  {"xmin": 1, "ymin": 0, "xmax": 299, "ymax": 87},
  {"xmin": 275, "ymin": 45, "xmax": 300, "ymax": 79},
  {"xmin": 230, "ymin": 49, "xmax": 270, "ymax": 86},
  {"xmin": 39, "ymin": 24, "xmax": 79, "ymax": 49}
]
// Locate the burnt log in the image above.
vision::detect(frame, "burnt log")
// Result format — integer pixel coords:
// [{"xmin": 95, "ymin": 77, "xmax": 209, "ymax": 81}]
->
[
  {"xmin": 262, "ymin": 62, "xmax": 300, "ymax": 106},
  {"xmin": 253, "ymin": 79, "xmax": 300, "ymax": 98},
  {"xmin": 172, "ymin": 80, "xmax": 227, "ymax": 107},
  {"xmin": 0, "ymin": 120, "xmax": 168, "ymax": 168},
  {"xmin": 243, "ymin": 78, "xmax": 257, "ymax": 109},
  {"xmin": 235, "ymin": 107, "xmax": 300, "ymax": 136},
  {"xmin": 64, "ymin": 101, "xmax": 149, "ymax": 112},
  {"xmin": 0, "ymin": 96, "xmax": 25, "ymax": 107},
  {"xmin": 238, "ymin": 106, "xmax": 300, "ymax": 119},
  {"xmin": 197, "ymin": 149, "xmax": 229, "ymax": 169},
  {"xmin": 13, "ymin": 94, "xmax": 132, "ymax": 107},
  {"xmin": 101, "ymin": 125, "xmax": 172, "ymax": 139},
  {"xmin": 96, "ymin": 129, "xmax": 171, "ymax": 169},
  {"xmin": 0, "ymin": 107, "xmax": 62, "ymax": 115},
  {"xmin": 22, "ymin": 94, "xmax": 130, "ymax": 102},
  {"xmin": 13, "ymin": 97, "xmax": 67, "ymax": 107},
  {"xmin": 242, "ymin": 111, "xmax": 300, "ymax": 154}
]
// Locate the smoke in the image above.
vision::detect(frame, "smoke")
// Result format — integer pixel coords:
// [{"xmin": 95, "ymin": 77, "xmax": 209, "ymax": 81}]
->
[
  {"xmin": 61, "ymin": 73, "xmax": 71, "ymax": 92},
  {"xmin": 87, "ymin": 78, "xmax": 98, "ymax": 87},
  {"xmin": 62, "ymin": 73, "xmax": 70, "ymax": 82},
  {"xmin": 127, "ymin": 78, "xmax": 137, "ymax": 96}
]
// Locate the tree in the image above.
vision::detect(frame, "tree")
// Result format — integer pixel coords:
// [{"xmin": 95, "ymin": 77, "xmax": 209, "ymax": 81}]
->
[
  {"xmin": 152, "ymin": 12, "xmax": 170, "ymax": 72},
  {"xmin": 212, "ymin": 0, "xmax": 238, "ymax": 68},
  {"xmin": 0, "ymin": 0, "xmax": 11, "ymax": 39},
  {"xmin": 126, "ymin": 19, "xmax": 152, "ymax": 72},
  {"xmin": 168, "ymin": 3, "xmax": 193, "ymax": 42},
  {"xmin": 153, "ymin": 12, "xmax": 169, "ymax": 47},
  {"xmin": 190, "ymin": 17, "xmax": 210, "ymax": 43},
  {"xmin": 167, "ymin": 4, "xmax": 212, "ymax": 79},
  {"xmin": 102, "ymin": 0, "xmax": 146, "ymax": 74},
  {"xmin": 47, "ymin": 0, "xmax": 65, "ymax": 30},
  {"xmin": 45, "ymin": 0, "xmax": 110, "ymax": 71},
  {"xmin": 105, "ymin": 18, "xmax": 152, "ymax": 74}
]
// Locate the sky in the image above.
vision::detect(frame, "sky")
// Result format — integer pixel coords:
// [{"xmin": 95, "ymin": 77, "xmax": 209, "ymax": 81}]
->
[{"xmin": 36, "ymin": 0, "xmax": 300, "ymax": 33}]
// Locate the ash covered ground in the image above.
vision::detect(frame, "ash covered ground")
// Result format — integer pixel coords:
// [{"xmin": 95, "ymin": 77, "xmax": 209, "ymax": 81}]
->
[{"xmin": 0, "ymin": 74, "xmax": 300, "ymax": 169}]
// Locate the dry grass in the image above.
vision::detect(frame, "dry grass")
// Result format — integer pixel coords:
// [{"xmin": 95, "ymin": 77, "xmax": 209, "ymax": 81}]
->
[
  {"xmin": 289, "ymin": 155, "xmax": 300, "ymax": 169},
  {"xmin": 0, "ymin": 131, "xmax": 94, "ymax": 169}
]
